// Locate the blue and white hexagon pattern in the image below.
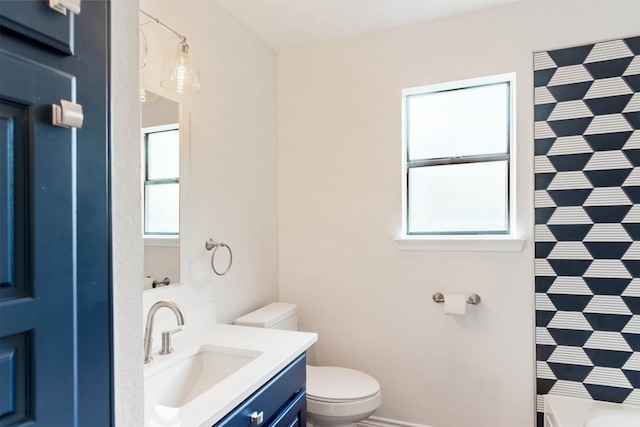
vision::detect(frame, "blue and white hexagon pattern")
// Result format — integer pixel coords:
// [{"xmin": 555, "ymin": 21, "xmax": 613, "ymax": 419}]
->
[{"xmin": 535, "ymin": 35, "xmax": 640, "ymax": 425}]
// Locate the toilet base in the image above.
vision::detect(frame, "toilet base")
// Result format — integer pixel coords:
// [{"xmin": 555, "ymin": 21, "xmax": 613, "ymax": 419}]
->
[
  {"xmin": 307, "ymin": 422, "xmax": 358, "ymax": 427},
  {"xmin": 306, "ymin": 406, "xmax": 376, "ymax": 427},
  {"xmin": 305, "ymin": 389, "xmax": 380, "ymax": 427}
]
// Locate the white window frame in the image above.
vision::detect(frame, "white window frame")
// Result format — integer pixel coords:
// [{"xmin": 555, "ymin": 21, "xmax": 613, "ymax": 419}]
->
[
  {"xmin": 396, "ymin": 73, "xmax": 524, "ymax": 252},
  {"xmin": 141, "ymin": 123, "xmax": 180, "ymax": 242}
]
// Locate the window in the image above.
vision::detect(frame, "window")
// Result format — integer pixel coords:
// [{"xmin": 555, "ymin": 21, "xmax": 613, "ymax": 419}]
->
[
  {"xmin": 402, "ymin": 73, "xmax": 515, "ymax": 237},
  {"xmin": 142, "ymin": 124, "xmax": 179, "ymax": 235}
]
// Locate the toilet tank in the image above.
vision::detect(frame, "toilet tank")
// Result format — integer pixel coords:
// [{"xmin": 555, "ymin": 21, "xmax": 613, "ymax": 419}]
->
[{"xmin": 234, "ymin": 302, "xmax": 298, "ymax": 331}]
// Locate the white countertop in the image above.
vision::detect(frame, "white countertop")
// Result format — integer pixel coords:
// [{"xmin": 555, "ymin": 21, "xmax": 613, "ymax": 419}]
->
[
  {"xmin": 545, "ymin": 394, "xmax": 640, "ymax": 427},
  {"xmin": 144, "ymin": 323, "xmax": 317, "ymax": 427}
]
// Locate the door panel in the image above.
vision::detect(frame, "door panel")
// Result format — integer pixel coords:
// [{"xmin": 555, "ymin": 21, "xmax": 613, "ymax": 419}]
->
[
  {"xmin": 0, "ymin": 101, "xmax": 27, "ymax": 301},
  {"xmin": 0, "ymin": 0, "xmax": 73, "ymax": 54},
  {"xmin": 0, "ymin": 49, "xmax": 76, "ymax": 426},
  {"xmin": 0, "ymin": 101, "xmax": 30, "ymax": 426},
  {"xmin": 0, "ymin": 0, "xmax": 112, "ymax": 423},
  {"xmin": 0, "ymin": 331, "xmax": 30, "ymax": 426}
]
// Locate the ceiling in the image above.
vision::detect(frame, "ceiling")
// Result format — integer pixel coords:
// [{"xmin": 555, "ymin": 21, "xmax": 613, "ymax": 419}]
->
[{"xmin": 215, "ymin": 0, "xmax": 530, "ymax": 51}]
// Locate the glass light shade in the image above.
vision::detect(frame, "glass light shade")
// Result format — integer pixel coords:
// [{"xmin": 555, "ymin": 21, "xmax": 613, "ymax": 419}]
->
[
  {"xmin": 139, "ymin": 28, "xmax": 148, "ymax": 68},
  {"xmin": 160, "ymin": 41, "xmax": 201, "ymax": 95}
]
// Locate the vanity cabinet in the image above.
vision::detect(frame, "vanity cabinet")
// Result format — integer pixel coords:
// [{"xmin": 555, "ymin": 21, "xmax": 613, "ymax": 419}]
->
[{"xmin": 215, "ymin": 353, "xmax": 307, "ymax": 427}]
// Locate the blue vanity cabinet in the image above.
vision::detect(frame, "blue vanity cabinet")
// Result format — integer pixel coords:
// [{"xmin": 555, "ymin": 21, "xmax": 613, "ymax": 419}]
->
[
  {"xmin": 269, "ymin": 389, "xmax": 306, "ymax": 427},
  {"xmin": 215, "ymin": 353, "xmax": 307, "ymax": 427}
]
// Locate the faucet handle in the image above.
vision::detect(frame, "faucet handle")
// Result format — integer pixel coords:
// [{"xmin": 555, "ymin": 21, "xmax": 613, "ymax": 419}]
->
[{"xmin": 159, "ymin": 327, "xmax": 182, "ymax": 355}]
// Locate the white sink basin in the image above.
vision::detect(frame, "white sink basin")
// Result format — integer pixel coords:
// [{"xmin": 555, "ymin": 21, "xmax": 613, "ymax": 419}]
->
[
  {"xmin": 145, "ymin": 345, "xmax": 262, "ymax": 408},
  {"xmin": 584, "ymin": 410, "xmax": 640, "ymax": 427},
  {"xmin": 142, "ymin": 323, "xmax": 317, "ymax": 427}
]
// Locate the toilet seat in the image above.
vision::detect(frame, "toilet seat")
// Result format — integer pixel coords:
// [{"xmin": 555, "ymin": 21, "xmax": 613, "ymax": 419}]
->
[{"xmin": 306, "ymin": 365, "xmax": 380, "ymax": 403}]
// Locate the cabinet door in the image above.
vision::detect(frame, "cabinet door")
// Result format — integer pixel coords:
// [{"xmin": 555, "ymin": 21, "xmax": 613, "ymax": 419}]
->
[
  {"xmin": 0, "ymin": 45, "xmax": 78, "ymax": 427},
  {"xmin": 0, "ymin": 1, "xmax": 111, "ymax": 426},
  {"xmin": 270, "ymin": 390, "xmax": 306, "ymax": 427},
  {"xmin": 0, "ymin": 0, "xmax": 74, "ymax": 54}
]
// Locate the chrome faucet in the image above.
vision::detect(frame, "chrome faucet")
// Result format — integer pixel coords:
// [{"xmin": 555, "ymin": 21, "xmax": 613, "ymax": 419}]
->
[{"xmin": 144, "ymin": 300, "xmax": 185, "ymax": 364}]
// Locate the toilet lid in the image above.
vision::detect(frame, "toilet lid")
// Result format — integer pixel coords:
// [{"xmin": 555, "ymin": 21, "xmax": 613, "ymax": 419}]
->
[{"xmin": 306, "ymin": 365, "xmax": 380, "ymax": 402}]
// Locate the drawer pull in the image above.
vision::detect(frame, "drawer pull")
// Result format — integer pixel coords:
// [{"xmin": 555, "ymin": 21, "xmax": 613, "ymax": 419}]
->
[{"xmin": 250, "ymin": 411, "xmax": 264, "ymax": 425}]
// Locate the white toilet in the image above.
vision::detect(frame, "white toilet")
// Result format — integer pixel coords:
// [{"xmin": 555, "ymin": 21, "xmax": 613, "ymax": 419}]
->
[{"xmin": 234, "ymin": 302, "xmax": 382, "ymax": 427}]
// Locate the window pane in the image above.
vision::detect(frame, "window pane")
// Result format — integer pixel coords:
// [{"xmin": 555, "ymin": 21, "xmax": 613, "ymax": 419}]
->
[
  {"xmin": 407, "ymin": 82, "xmax": 509, "ymax": 160},
  {"xmin": 147, "ymin": 129, "xmax": 179, "ymax": 179},
  {"xmin": 408, "ymin": 161, "xmax": 508, "ymax": 234},
  {"xmin": 145, "ymin": 183, "xmax": 179, "ymax": 234}
]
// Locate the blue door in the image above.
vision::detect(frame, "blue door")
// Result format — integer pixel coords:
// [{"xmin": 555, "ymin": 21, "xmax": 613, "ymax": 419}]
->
[{"xmin": 0, "ymin": 1, "xmax": 111, "ymax": 426}]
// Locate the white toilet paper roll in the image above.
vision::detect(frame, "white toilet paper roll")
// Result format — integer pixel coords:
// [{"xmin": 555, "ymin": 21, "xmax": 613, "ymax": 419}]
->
[
  {"xmin": 143, "ymin": 276, "xmax": 155, "ymax": 290},
  {"xmin": 443, "ymin": 294, "xmax": 466, "ymax": 315}
]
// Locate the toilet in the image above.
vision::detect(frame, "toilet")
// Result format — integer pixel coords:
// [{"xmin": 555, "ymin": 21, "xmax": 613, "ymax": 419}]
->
[{"xmin": 234, "ymin": 303, "xmax": 382, "ymax": 427}]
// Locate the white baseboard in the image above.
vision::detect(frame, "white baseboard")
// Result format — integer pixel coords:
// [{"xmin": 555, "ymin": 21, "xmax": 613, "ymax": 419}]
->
[{"xmin": 358, "ymin": 416, "xmax": 432, "ymax": 427}]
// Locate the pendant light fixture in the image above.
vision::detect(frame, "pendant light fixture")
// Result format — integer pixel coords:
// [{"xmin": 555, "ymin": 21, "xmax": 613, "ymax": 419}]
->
[
  {"xmin": 140, "ymin": 9, "xmax": 201, "ymax": 95},
  {"xmin": 139, "ymin": 26, "xmax": 160, "ymax": 102}
]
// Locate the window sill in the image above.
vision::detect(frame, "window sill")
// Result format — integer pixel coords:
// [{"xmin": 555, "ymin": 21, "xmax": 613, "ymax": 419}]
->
[
  {"xmin": 144, "ymin": 235, "xmax": 179, "ymax": 248},
  {"xmin": 394, "ymin": 236, "xmax": 525, "ymax": 252}
]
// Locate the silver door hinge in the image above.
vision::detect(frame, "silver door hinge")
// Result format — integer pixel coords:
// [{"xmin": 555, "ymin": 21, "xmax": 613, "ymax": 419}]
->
[
  {"xmin": 49, "ymin": 0, "xmax": 81, "ymax": 16},
  {"xmin": 52, "ymin": 100, "xmax": 84, "ymax": 129}
]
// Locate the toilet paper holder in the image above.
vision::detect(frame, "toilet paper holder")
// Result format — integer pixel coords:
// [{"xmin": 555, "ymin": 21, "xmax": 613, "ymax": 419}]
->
[{"xmin": 432, "ymin": 292, "xmax": 481, "ymax": 305}]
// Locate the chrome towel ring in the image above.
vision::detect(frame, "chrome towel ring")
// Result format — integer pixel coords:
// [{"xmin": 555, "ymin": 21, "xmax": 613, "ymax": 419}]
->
[{"xmin": 205, "ymin": 238, "xmax": 233, "ymax": 276}]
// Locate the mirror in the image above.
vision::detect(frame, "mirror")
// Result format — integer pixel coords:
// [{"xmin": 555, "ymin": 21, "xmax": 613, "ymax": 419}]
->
[{"xmin": 141, "ymin": 95, "xmax": 181, "ymax": 289}]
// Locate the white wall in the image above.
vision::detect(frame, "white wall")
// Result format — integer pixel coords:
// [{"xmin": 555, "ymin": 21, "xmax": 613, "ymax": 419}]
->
[
  {"xmin": 138, "ymin": 0, "xmax": 280, "ymax": 322},
  {"xmin": 141, "ymin": 96, "xmax": 178, "ymax": 128},
  {"xmin": 278, "ymin": 2, "xmax": 640, "ymax": 427},
  {"xmin": 113, "ymin": 0, "xmax": 279, "ymax": 422},
  {"xmin": 111, "ymin": 0, "xmax": 144, "ymax": 424}
]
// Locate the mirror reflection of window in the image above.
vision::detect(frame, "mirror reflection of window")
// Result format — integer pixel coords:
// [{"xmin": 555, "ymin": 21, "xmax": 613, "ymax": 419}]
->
[
  {"xmin": 141, "ymin": 95, "xmax": 180, "ymax": 288},
  {"xmin": 143, "ymin": 124, "xmax": 179, "ymax": 235}
]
